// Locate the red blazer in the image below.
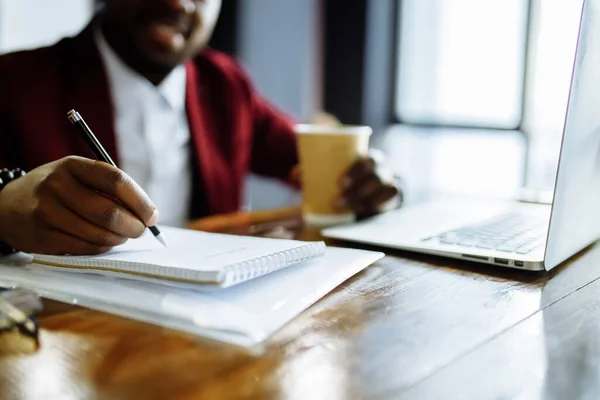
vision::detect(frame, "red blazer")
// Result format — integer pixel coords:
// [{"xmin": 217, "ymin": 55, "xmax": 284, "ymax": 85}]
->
[{"xmin": 0, "ymin": 23, "xmax": 299, "ymax": 217}]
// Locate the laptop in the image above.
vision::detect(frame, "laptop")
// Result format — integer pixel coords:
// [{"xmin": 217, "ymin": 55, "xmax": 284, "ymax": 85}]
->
[{"xmin": 323, "ymin": 0, "xmax": 600, "ymax": 272}]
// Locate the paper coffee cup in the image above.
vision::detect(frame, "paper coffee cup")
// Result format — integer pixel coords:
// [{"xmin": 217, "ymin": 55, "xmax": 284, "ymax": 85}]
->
[{"xmin": 295, "ymin": 124, "xmax": 372, "ymax": 225}]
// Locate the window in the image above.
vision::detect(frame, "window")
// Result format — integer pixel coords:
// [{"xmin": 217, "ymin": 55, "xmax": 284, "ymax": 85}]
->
[
  {"xmin": 396, "ymin": 0, "xmax": 530, "ymax": 129},
  {"xmin": 522, "ymin": 0, "xmax": 583, "ymax": 138},
  {"xmin": 522, "ymin": 0, "xmax": 583, "ymax": 191},
  {"xmin": 395, "ymin": 0, "xmax": 585, "ymax": 190}
]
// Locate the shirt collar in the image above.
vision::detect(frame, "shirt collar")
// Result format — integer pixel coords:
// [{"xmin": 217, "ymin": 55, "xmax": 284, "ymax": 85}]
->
[{"xmin": 94, "ymin": 29, "xmax": 186, "ymax": 111}]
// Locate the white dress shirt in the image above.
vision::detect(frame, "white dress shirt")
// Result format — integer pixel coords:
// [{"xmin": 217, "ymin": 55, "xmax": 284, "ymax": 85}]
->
[{"xmin": 95, "ymin": 31, "xmax": 192, "ymax": 228}]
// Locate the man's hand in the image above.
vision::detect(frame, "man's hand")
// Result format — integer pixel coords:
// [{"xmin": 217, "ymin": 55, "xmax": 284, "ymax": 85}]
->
[
  {"xmin": 335, "ymin": 150, "xmax": 403, "ymax": 218},
  {"xmin": 0, "ymin": 156, "xmax": 159, "ymax": 255}
]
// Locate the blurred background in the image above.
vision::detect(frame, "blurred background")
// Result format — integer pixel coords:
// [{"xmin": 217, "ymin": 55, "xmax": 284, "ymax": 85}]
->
[{"xmin": 0, "ymin": 0, "xmax": 584, "ymax": 210}]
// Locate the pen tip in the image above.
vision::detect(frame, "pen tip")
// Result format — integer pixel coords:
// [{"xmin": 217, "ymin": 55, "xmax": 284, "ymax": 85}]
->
[{"xmin": 156, "ymin": 234, "xmax": 168, "ymax": 248}]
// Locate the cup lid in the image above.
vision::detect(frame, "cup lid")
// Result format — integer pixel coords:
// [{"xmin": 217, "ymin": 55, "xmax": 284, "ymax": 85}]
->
[{"xmin": 294, "ymin": 124, "xmax": 372, "ymax": 136}]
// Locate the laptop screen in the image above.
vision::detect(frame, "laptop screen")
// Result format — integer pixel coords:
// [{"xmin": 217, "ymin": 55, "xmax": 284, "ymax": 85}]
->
[{"xmin": 545, "ymin": 0, "xmax": 600, "ymax": 268}]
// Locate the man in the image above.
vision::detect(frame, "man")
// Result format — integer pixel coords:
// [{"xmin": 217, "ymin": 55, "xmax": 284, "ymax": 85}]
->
[{"xmin": 0, "ymin": 0, "xmax": 400, "ymax": 255}]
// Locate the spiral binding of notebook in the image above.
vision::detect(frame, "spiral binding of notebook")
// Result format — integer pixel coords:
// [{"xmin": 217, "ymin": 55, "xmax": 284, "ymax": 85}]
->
[{"xmin": 220, "ymin": 241, "xmax": 326, "ymax": 286}]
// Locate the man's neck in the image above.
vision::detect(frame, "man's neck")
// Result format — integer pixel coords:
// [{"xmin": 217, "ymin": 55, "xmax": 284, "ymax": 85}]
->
[{"xmin": 100, "ymin": 22, "xmax": 172, "ymax": 86}]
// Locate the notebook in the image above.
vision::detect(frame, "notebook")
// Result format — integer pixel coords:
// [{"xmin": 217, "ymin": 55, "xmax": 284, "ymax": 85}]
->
[
  {"xmin": 29, "ymin": 227, "xmax": 326, "ymax": 288},
  {"xmin": 0, "ymin": 246, "xmax": 384, "ymax": 348}
]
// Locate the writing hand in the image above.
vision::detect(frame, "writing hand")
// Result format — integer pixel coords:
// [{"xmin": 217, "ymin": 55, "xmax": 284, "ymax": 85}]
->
[{"xmin": 0, "ymin": 156, "xmax": 158, "ymax": 255}]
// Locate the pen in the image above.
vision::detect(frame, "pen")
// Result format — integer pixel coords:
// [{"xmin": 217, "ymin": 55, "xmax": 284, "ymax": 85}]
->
[{"xmin": 67, "ymin": 109, "xmax": 167, "ymax": 247}]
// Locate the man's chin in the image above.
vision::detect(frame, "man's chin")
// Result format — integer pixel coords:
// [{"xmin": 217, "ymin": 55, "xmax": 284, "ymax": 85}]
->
[{"xmin": 139, "ymin": 46, "xmax": 187, "ymax": 72}]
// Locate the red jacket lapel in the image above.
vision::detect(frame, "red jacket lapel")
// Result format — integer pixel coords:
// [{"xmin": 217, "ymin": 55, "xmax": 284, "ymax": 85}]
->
[{"xmin": 185, "ymin": 62, "xmax": 234, "ymax": 215}]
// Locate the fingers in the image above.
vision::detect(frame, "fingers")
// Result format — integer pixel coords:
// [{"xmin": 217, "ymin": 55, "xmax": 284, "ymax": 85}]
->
[
  {"xmin": 340, "ymin": 157, "xmax": 375, "ymax": 189},
  {"xmin": 38, "ymin": 229, "xmax": 112, "ymax": 256},
  {"xmin": 63, "ymin": 157, "xmax": 158, "ymax": 226},
  {"xmin": 40, "ymin": 198, "xmax": 128, "ymax": 247},
  {"xmin": 353, "ymin": 186, "xmax": 399, "ymax": 216},
  {"xmin": 338, "ymin": 175, "xmax": 399, "ymax": 215},
  {"xmin": 342, "ymin": 175, "xmax": 381, "ymax": 205},
  {"xmin": 337, "ymin": 154, "xmax": 400, "ymax": 215},
  {"xmin": 43, "ymin": 171, "xmax": 148, "ymax": 239}
]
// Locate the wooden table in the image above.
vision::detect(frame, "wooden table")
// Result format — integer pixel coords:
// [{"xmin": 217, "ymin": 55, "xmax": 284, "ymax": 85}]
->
[{"xmin": 1, "ymin": 207, "xmax": 600, "ymax": 399}]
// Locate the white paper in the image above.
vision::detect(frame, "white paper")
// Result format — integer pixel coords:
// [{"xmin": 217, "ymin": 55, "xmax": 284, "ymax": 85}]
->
[{"xmin": 0, "ymin": 247, "xmax": 383, "ymax": 349}]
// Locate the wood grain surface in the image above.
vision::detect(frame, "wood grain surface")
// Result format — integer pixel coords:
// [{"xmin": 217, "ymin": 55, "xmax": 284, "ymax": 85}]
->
[{"xmin": 0, "ymin": 207, "xmax": 598, "ymax": 400}]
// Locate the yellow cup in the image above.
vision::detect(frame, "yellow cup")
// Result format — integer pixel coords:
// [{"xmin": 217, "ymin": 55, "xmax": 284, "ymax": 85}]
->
[{"xmin": 295, "ymin": 124, "xmax": 372, "ymax": 225}]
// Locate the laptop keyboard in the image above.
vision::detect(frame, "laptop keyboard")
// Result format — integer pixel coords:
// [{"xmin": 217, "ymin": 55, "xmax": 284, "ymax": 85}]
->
[{"xmin": 423, "ymin": 213, "xmax": 548, "ymax": 254}]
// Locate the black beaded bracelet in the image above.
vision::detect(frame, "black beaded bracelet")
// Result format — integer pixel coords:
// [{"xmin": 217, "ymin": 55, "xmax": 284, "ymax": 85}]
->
[
  {"xmin": 0, "ymin": 168, "xmax": 27, "ymax": 255},
  {"xmin": 0, "ymin": 168, "xmax": 26, "ymax": 191}
]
